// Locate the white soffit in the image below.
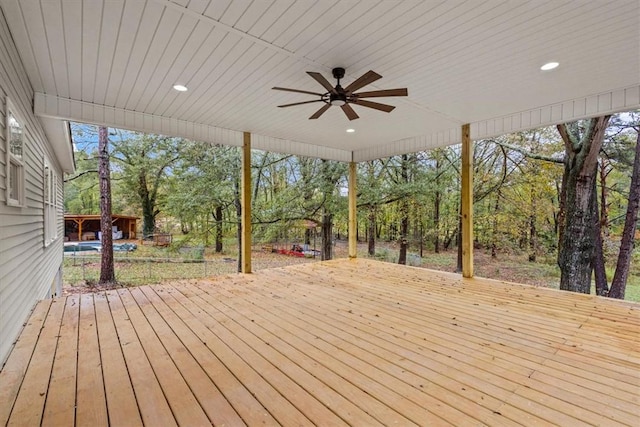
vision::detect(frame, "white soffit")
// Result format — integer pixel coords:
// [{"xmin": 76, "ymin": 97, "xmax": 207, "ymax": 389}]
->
[
  {"xmin": 2, "ymin": 0, "xmax": 639, "ymax": 162},
  {"xmin": 37, "ymin": 116, "xmax": 74, "ymax": 173}
]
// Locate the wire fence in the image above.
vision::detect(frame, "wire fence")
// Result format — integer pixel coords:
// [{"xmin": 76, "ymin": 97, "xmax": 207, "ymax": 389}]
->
[
  {"xmin": 63, "ymin": 251, "xmax": 318, "ymax": 286},
  {"xmin": 64, "ymin": 255, "xmax": 239, "ymax": 286}
]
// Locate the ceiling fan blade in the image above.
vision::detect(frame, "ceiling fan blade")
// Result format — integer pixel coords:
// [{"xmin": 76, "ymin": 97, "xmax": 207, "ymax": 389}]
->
[
  {"xmin": 341, "ymin": 103, "xmax": 359, "ymax": 121},
  {"xmin": 309, "ymin": 103, "xmax": 331, "ymax": 119},
  {"xmin": 307, "ymin": 72, "xmax": 337, "ymax": 94},
  {"xmin": 352, "ymin": 99, "xmax": 396, "ymax": 113},
  {"xmin": 355, "ymin": 88, "xmax": 408, "ymax": 98},
  {"xmin": 278, "ymin": 99, "xmax": 324, "ymax": 108},
  {"xmin": 344, "ymin": 70, "xmax": 382, "ymax": 93},
  {"xmin": 273, "ymin": 86, "xmax": 324, "ymax": 96}
]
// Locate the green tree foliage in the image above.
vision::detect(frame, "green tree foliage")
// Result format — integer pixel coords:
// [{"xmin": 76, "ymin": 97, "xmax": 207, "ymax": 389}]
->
[
  {"xmin": 111, "ymin": 133, "xmax": 184, "ymax": 237},
  {"xmin": 165, "ymin": 143, "xmax": 238, "ymax": 249},
  {"xmin": 64, "ymin": 149, "xmax": 100, "ymax": 214}
]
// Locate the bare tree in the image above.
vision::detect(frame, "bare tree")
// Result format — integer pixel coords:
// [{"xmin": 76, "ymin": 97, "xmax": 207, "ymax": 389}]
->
[
  {"xmin": 98, "ymin": 126, "xmax": 115, "ymax": 284},
  {"xmin": 608, "ymin": 130, "xmax": 640, "ymax": 299}
]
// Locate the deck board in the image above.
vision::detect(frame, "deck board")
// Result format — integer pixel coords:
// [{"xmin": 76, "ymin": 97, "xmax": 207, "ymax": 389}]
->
[
  {"xmin": 105, "ymin": 289, "xmax": 176, "ymax": 426},
  {"xmin": 8, "ymin": 298, "xmax": 65, "ymax": 427},
  {"xmin": 94, "ymin": 292, "xmax": 143, "ymax": 427},
  {"xmin": 116, "ymin": 288, "xmax": 212, "ymax": 426},
  {"xmin": 42, "ymin": 295, "xmax": 79, "ymax": 427},
  {"xmin": 1, "ymin": 259, "xmax": 638, "ymax": 426},
  {"xmin": 76, "ymin": 294, "xmax": 109, "ymax": 426},
  {"xmin": 0, "ymin": 299, "xmax": 51, "ymax": 426}
]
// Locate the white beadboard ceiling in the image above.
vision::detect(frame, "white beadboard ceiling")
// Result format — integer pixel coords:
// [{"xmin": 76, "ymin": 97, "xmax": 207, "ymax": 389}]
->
[{"xmin": 2, "ymin": 0, "xmax": 639, "ymax": 161}]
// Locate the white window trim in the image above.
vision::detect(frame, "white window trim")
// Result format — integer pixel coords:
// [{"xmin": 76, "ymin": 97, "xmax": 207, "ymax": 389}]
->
[
  {"xmin": 43, "ymin": 157, "xmax": 58, "ymax": 247},
  {"xmin": 5, "ymin": 97, "xmax": 26, "ymax": 207}
]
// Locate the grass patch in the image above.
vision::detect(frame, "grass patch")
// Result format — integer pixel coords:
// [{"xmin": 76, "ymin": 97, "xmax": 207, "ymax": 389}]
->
[{"xmin": 64, "ymin": 242, "xmax": 640, "ymax": 303}]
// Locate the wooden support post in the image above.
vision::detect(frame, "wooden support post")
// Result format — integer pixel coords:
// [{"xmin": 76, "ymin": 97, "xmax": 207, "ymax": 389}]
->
[
  {"xmin": 74, "ymin": 218, "xmax": 84, "ymax": 242},
  {"xmin": 461, "ymin": 123, "xmax": 474, "ymax": 278},
  {"xmin": 348, "ymin": 162, "xmax": 357, "ymax": 259},
  {"xmin": 241, "ymin": 132, "xmax": 252, "ymax": 274}
]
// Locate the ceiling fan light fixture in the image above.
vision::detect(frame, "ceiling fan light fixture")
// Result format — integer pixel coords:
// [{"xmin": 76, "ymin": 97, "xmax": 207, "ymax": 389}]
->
[{"xmin": 331, "ymin": 99, "xmax": 346, "ymax": 106}]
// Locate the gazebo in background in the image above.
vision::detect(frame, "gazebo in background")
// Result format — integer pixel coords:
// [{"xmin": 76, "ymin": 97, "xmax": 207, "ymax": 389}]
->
[{"xmin": 64, "ymin": 214, "xmax": 138, "ymax": 242}]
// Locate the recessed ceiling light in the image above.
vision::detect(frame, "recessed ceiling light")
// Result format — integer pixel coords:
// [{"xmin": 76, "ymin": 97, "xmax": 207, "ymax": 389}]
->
[
  {"xmin": 540, "ymin": 62, "xmax": 559, "ymax": 71},
  {"xmin": 346, "ymin": 128, "xmax": 355, "ymax": 133},
  {"xmin": 173, "ymin": 84, "xmax": 188, "ymax": 91}
]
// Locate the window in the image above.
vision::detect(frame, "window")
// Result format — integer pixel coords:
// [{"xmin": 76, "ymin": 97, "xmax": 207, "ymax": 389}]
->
[
  {"xmin": 44, "ymin": 159, "xmax": 58, "ymax": 246},
  {"xmin": 6, "ymin": 98, "xmax": 25, "ymax": 206}
]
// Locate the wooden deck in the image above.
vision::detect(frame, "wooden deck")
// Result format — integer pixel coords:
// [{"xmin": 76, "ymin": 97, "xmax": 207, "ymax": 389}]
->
[{"xmin": 1, "ymin": 259, "xmax": 638, "ymax": 426}]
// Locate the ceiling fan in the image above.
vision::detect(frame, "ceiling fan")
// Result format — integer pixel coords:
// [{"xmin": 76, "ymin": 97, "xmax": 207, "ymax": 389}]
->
[{"xmin": 273, "ymin": 67, "xmax": 408, "ymax": 121}]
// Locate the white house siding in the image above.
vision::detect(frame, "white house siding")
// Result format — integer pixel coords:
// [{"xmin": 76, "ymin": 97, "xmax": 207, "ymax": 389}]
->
[{"xmin": 0, "ymin": 8, "xmax": 64, "ymax": 365}]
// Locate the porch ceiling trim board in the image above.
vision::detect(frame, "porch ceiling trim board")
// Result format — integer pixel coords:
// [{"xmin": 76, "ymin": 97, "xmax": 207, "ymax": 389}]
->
[
  {"xmin": 34, "ymin": 84, "xmax": 640, "ymax": 164},
  {"xmin": 352, "ymin": 83, "xmax": 640, "ymax": 162},
  {"xmin": 34, "ymin": 93, "xmax": 353, "ymax": 162}
]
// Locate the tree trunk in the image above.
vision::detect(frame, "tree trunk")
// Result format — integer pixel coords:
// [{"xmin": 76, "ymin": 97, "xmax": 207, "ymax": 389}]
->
[
  {"xmin": 419, "ymin": 221, "xmax": 424, "ymax": 258},
  {"xmin": 98, "ymin": 126, "xmax": 115, "ymax": 284},
  {"xmin": 491, "ymin": 189, "xmax": 500, "ymax": 258},
  {"xmin": 139, "ymin": 176, "xmax": 158, "ymax": 238},
  {"xmin": 214, "ymin": 205, "xmax": 223, "ymax": 253},
  {"xmin": 556, "ymin": 168, "xmax": 568, "ymax": 254},
  {"xmin": 304, "ymin": 228, "xmax": 312, "ymax": 246},
  {"xmin": 398, "ymin": 203, "xmax": 409, "ymax": 265},
  {"xmin": 599, "ymin": 159, "xmax": 611, "ymax": 239},
  {"xmin": 434, "ymin": 189, "xmax": 441, "ymax": 253},
  {"xmin": 234, "ymin": 181, "xmax": 242, "ymax": 273},
  {"xmin": 609, "ymin": 131, "xmax": 640, "ymax": 299},
  {"xmin": 557, "ymin": 117, "xmax": 610, "ymax": 293},
  {"xmin": 321, "ymin": 210, "xmax": 333, "ymax": 260},
  {"xmin": 368, "ymin": 204, "xmax": 376, "ymax": 256},
  {"xmin": 592, "ymin": 179, "xmax": 609, "ymax": 296},
  {"xmin": 398, "ymin": 154, "xmax": 409, "ymax": 265},
  {"xmin": 528, "ymin": 187, "xmax": 537, "ymax": 262}
]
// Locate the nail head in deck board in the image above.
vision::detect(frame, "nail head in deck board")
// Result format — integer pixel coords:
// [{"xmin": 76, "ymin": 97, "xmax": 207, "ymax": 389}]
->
[{"xmin": 0, "ymin": 299, "xmax": 51, "ymax": 426}]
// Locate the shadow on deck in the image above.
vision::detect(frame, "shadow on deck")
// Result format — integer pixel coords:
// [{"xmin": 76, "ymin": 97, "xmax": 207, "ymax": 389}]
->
[{"xmin": 1, "ymin": 259, "xmax": 638, "ymax": 426}]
